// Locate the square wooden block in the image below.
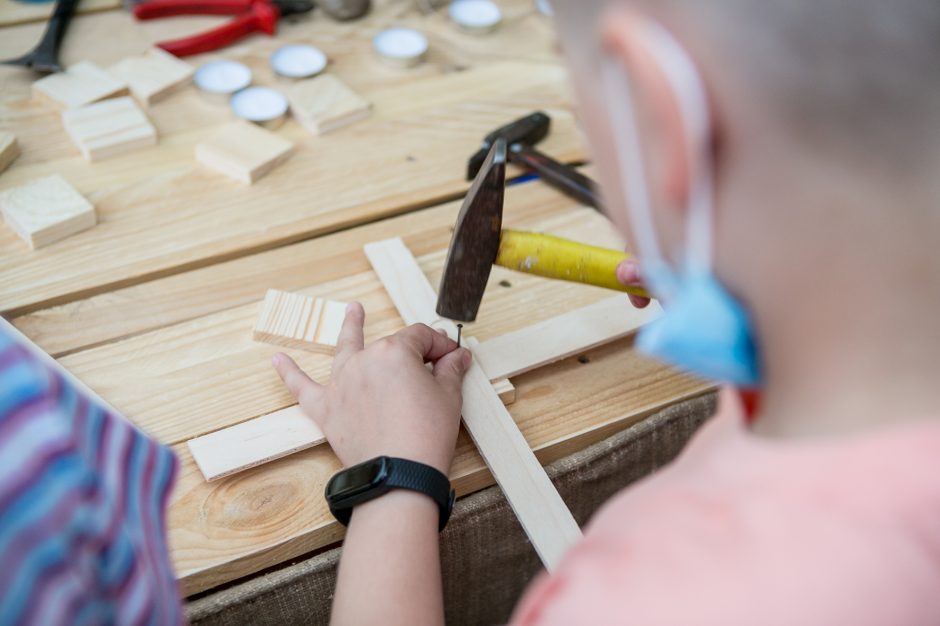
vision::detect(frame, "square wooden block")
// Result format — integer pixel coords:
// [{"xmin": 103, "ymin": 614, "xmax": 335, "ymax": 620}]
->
[
  {"xmin": 62, "ymin": 96, "xmax": 158, "ymax": 162},
  {"xmin": 0, "ymin": 174, "xmax": 96, "ymax": 249},
  {"xmin": 252, "ymin": 289, "xmax": 347, "ymax": 354},
  {"xmin": 108, "ymin": 48, "xmax": 194, "ymax": 106},
  {"xmin": 195, "ymin": 122, "xmax": 293, "ymax": 184},
  {"xmin": 33, "ymin": 61, "xmax": 128, "ymax": 109},
  {"xmin": 287, "ymin": 74, "xmax": 371, "ymax": 135},
  {"xmin": 0, "ymin": 132, "xmax": 19, "ymax": 174}
]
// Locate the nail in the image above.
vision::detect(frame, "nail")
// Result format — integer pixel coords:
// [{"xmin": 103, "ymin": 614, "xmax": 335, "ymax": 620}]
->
[
  {"xmin": 461, "ymin": 348, "xmax": 472, "ymax": 368},
  {"xmin": 272, "ymin": 353, "xmax": 283, "ymax": 367}
]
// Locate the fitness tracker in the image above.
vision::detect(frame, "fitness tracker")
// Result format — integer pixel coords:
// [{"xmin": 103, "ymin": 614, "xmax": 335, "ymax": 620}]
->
[{"xmin": 325, "ymin": 456, "xmax": 455, "ymax": 532}]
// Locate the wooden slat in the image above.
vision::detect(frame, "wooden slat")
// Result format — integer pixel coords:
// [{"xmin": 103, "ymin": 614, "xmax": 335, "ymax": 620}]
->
[
  {"xmin": 187, "ymin": 405, "xmax": 325, "ymax": 481},
  {"xmin": 186, "ymin": 363, "xmax": 516, "ymax": 482},
  {"xmin": 474, "ymin": 296, "xmax": 663, "ymax": 380},
  {"xmin": 11, "ymin": 177, "xmax": 586, "ymax": 358},
  {"xmin": 364, "ymin": 237, "xmax": 582, "ymax": 570}
]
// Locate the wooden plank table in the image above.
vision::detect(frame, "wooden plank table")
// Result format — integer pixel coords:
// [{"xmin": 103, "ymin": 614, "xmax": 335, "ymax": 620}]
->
[{"xmin": 0, "ymin": 0, "xmax": 712, "ymax": 597}]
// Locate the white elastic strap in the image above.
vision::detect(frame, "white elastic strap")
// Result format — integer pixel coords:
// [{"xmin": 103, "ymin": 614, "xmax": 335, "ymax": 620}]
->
[
  {"xmin": 641, "ymin": 21, "xmax": 715, "ymax": 273},
  {"xmin": 600, "ymin": 56, "xmax": 667, "ymax": 273}
]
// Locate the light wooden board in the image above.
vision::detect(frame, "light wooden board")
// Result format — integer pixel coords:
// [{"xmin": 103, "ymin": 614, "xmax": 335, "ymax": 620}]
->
[
  {"xmin": 0, "ymin": 174, "xmax": 95, "ymax": 248},
  {"xmin": 195, "ymin": 121, "xmax": 294, "ymax": 185},
  {"xmin": 10, "ymin": 179, "xmax": 589, "ymax": 358},
  {"xmin": 39, "ymin": 196, "xmax": 711, "ymax": 594},
  {"xmin": 0, "ymin": 0, "xmax": 120, "ymax": 28},
  {"xmin": 61, "ymin": 96, "xmax": 158, "ymax": 161},
  {"xmin": 475, "ymin": 296, "xmax": 663, "ymax": 380},
  {"xmin": 0, "ymin": 0, "xmax": 715, "ymax": 595},
  {"xmin": 287, "ymin": 74, "xmax": 372, "ymax": 135},
  {"xmin": 364, "ymin": 237, "xmax": 582, "ymax": 570},
  {"xmin": 0, "ymin": 131, "xmax": 18, "ymax": 174},
  {"xmin": 188, "ymin": 405, "xmax": 325, "ymax": 481},
  {"xmin": 1, "ymin": 59, "xmax": 582, "ymax": 316},
  {"xmin": 32, "ymin": 60, "xmax": 128, "ymax": 109},
  {"xmin": 252, "ymin": 288, "xmax": 346, "ymax": 354},
  {"xmin": 108, "ymin": 48, "xmax": 194, "ymax": 107}
]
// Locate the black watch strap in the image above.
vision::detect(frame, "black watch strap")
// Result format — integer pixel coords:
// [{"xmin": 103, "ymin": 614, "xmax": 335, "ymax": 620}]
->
[{"xmin": 327, "ymin": 457, "xmax": 455, "ymax": 532}]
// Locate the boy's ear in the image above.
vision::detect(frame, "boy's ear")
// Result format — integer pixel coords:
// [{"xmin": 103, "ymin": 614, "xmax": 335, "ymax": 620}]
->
[{"xmin": 602, "ymin": 9, "xmax": 691, "ymax": 212}]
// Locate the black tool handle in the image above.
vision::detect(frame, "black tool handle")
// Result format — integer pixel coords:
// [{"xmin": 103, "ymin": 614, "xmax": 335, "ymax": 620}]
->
[
  {"xmin": 33, "ymin": 0, "xmax": 81, "ymax": 72},
  {"xmin": 509, "ymin": 142, "xmax": 600, "ymax": 210}
]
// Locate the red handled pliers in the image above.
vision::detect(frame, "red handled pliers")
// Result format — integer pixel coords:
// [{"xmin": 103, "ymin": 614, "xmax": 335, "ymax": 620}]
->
[{"xmin": 133, "ymin": 0, "xmax": 315, "ymax": 57}]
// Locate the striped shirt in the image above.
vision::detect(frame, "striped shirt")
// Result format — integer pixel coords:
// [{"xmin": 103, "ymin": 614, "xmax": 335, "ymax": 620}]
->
[{"xmin": 0, "ymin": 327, "xmax": 182, "ymax": 625}]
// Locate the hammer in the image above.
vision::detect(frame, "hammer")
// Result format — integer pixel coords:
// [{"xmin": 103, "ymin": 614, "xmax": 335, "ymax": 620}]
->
[
  {"xmin": 437, "ymin": 139, "xmax": 650, "ymax": 322},
  {"xmin": 468, "ymin": 112, "xmax": 601, "ymax": 209}
]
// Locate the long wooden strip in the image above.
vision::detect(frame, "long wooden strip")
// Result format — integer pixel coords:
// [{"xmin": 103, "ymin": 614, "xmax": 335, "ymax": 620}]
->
[
  {"xmin": 475, "ymin": 296, "xmax": 663, "ymax": 381},
  {"xmin": 187, "ymin": 406, "xmax": 325, "ymax": 481},
  {"xmin": 363, "ymin": 237, "xmax": 582, "ymax": 570},
  {"xmin": 187, "ymin": 375, "xmax": 516, "ymax": 482}
]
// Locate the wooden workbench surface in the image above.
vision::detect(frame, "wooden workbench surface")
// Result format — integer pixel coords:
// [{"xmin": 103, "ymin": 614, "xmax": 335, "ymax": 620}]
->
[{"xmin": 0, "ymin": 0, "xmax": 710, "ymax": 596}]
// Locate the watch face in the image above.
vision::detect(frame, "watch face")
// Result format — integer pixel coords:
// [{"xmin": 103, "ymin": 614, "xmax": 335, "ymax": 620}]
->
[{"xmin": 328, "ymin": 457, "xmax": 389, "ymax": 500}]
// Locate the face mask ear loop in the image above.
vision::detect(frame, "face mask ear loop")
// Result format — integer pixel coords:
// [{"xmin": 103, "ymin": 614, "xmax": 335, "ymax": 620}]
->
[
  {"xmin": 600, "ymin": 55, "xmax": 676, "ymax": 299},
  {"xmin": 643, "ymin": 22, "xmax": 715, "ymax": 277}
]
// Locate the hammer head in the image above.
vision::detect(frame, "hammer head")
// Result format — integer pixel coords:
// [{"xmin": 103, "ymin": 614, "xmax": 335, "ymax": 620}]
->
[
  {"xmin": 466, "ymin": 111, "xmax": 550, "ymax": 180},
  {"xmin": 437, "ymin": 139, "xmax": 507, "ymax": 322}
]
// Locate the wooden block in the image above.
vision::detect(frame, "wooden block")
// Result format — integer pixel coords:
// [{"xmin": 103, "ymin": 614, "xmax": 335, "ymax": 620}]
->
[
  {"xmin": 108, "ymin": 48, "xmax": 194, "ymax": 107},
  {"xmin": 364, "ymin": 237, "xmax": 582, "ymax": 571},
  {"xmin": 61, "ymin": 97, "xmax": 158, "ymax": 162},
  {"xmin": 188, "ymin": 405, "xmax": 325, "ymax": 481},
  {"xmin": 252, "ymin": 288, "xmax": 346, "ymax": 354},
  {"xmin": 0, "ymin": 132, "xmax": 19, "ymax": 174},
  {"xmin": 287, "ymin": 74, "xmax": 371, "ymax": 135},
  {"xmin": 32, "ymin": 60, "xmax": 128, "ymax": 109},
  {"xmin": 0, "ymin": 174, "xmax": 96, "ymax": 249},
  {"xmin": 195, "ymin": 122, "xmax": 294, "ymax": 185}
]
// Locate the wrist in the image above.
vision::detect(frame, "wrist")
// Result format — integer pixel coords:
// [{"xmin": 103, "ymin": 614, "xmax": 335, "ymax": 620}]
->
[{"xmin": 350, "ymin": 490, "xmax": 439, "ymax": 529}]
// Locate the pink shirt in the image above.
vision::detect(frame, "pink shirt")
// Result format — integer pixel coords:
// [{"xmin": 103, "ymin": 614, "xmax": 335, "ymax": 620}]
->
[{"xmin": 512, "ymin": 388, "xmax": 940, "ymax": 626}]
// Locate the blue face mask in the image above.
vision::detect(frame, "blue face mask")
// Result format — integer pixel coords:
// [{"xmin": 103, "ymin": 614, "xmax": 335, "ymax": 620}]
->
[{"xmin": 600, "ymin": 23, "xmax": 762, "ymax": 387}]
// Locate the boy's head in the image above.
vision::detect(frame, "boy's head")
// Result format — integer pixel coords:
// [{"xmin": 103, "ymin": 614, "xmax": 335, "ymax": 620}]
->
[{"xmin": 552, "ymin": 1, "xmax": 940, "ymax": 388}]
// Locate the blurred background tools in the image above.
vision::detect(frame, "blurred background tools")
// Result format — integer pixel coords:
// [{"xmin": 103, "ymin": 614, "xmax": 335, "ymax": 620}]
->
[
  {"xmin": 133, "ymin": 0, "xmax": 315, "ymax": 57},
  {"xmin": 438, "ymin": 139, "xmax": 649, "ymax": 322},
  {"xmin": 467, "ymin": 111, "xmax": 601, "ymax": 210},
  {"xmin": 0, "ymin": 0, "xmax": 78, "ymax": 72},
  {"xmin": 317, "ymin": 0, "xmax": 369, "ymax": 20}
]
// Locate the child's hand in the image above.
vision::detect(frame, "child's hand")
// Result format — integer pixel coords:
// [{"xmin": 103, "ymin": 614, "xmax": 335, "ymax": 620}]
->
[
  {"xmin": 272, "ymin": 302, "xmax": 471, "ymax": 475},
  {"xmin": 616, "ymin": 259, "xmax": 651, "ymax": 308}
]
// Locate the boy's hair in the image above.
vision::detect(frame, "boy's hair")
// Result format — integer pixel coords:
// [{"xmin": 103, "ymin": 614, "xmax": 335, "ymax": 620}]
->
[
  {"xmin": 555, "ymin": 0, "xmax": 940, "ymax": 175},
  {"xmin": 684, "ymin": 1, "xmax": 940, "ymax": 173}
]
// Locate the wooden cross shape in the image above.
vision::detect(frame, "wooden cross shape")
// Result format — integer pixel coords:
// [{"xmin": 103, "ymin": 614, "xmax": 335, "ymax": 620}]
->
[{"xmin": 188, "ymin": 237, "xmax": 661, "ymax": 569}]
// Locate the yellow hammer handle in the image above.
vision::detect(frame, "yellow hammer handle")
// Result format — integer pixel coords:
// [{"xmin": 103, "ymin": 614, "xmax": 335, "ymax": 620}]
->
[{"xmin": 495, "ymin": 229, "xmax": 650, "ymax": 298}]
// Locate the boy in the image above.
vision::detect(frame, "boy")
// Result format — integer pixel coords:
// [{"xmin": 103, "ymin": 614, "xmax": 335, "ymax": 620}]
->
[{"xmin": 273, "ymin": 0, "xmax": 940, "ymax": 624}]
